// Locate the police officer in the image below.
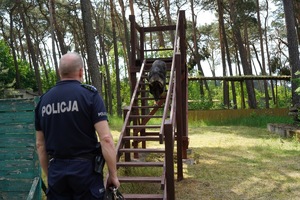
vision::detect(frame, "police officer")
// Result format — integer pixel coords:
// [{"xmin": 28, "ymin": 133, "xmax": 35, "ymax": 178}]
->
[{"xmin": 35, "ymin": 52, "xmax": 120, "ymax": 199}]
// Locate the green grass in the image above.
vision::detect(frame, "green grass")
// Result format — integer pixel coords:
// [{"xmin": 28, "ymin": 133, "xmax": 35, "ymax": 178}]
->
[
  {"xmin": 109, "ymin": 114, "xmax": 299, "ymax": 199},
  {"xmin": 41, "ymin": 115, "xmax": 299, "ymax": 199},
  {"xmin": 176, "ymin": 126, "xmax": 300, "ymax": 200}
]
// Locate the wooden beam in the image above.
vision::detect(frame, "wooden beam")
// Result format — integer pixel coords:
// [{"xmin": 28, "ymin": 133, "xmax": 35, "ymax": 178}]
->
[
  {"xmin": 143, "ymin": 25, "xmax": 176, "ymax": 32},
  {"xmin": 189, "ymin": 75, "xmax": 291, "ymax": 81}
]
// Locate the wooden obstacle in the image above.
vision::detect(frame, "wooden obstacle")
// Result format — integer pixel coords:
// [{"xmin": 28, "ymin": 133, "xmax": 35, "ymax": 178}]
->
[{"xmin": 0, "ymin": 98, "xmax": 41, "ymax": 200}]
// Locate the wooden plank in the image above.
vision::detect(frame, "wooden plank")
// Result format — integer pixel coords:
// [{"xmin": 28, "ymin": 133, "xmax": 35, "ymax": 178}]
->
[
  {"xmin": 143, "ymin": 131, "xmax": 160, "ymax": 136},
  {"xmin": 0, "ymin": 135, "xmax": 35, "ymax": 148},
  {"xmin": 129, "ymin": 115, "xmax": 163, "ymax": 118},
  {"xmin": 0, "ymin": 99, "xmax": 35, "ymax": 112},
  {"xmin": 0, "ymin": 191, "xmax": 30, "ymax": 200},
  {"xmin": 0, "ymin": 123, "xmax": 35, "ymax": 134},
  {"xmin": 117, "ymin": 162, "xmax": 164, "ymax": 167},
  {"xmin": 26, "ymin": 177, "xmax": 40, "ymax": 200},
  {"xmin": 143, "ymin": 25, "xmax": 176, "ymax": 32},
  {"xmin": 122, "ymin": 136, "xmax": 160, "ymax": 141},
  {"xmin": 118, "ymin": 176, "xmax": 162, "ymax": 182},
  {"xmin": 0, "ymin": 147, "xmax": 35, "ymax": 160},
  {"xmin": 132, "ymin": 105, "xmax": 164, "ymax": 109},
  {"xmin": 0, "ymin": 160, "xmax": 39, "ymax": 179},
  {"xmin": 0, "ymin": 178, "xmax": 34, "ymax": 192},
  {"xmin": 189, "ymin": 75, "xmax": 291, "ymax": 81},
  {"xmin": 126, "ymin": 125, "xmax": 161, "ymax": 129},
  {"xmin": 0, "ymin": 112, "xmax": 34, "ymax": 125},
  {"xmin": 0, "ymin": 169, "xmax": 38, "ymax": 179},
  {"xmin": 122, "ymin": 194, "xmax": 164, "ymax": 200},
  {"xmin": 119, "ymin": 148, "xmax": 165, "ymax": 153}
]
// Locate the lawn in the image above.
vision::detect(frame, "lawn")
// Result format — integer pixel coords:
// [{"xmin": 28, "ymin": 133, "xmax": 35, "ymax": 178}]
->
[
  {"xmin": 174, "ymin": 126, "xmax": 300, "ymax": 200},
  {"xmin": 41, "ymin": 115, "xmax": 300, "ymax": 199}
]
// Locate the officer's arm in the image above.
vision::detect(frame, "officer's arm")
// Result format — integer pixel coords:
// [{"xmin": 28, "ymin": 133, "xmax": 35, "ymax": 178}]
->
[
  {"xmin": 94, "ymin": 120, "xmax": 120, "ymax": 187},
  {"xmin": 36, "ymin": 130, "xmax": 48, "ymax": 176}
]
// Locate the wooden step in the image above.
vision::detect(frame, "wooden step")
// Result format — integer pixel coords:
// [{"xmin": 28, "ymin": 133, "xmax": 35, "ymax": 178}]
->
[
  {"xmin": 122, "ymin": 194, "xmax": 164, "ymax": 200},
  {"xmin": 144, "ymin": 66, "xmax": 172, "ymax": 72},
  {"xmin": 129, "ymin": 115, "xmax": 163, "ymax": 118},
  {"xmin": 132, "ymin": 105, "xmax": 164, "ymax": 109},
  {"xmin": 138, "ymin": 82, "xmax": 170, "ymax": 86},
  {"xmin": 145, "ymin": 57, "xmax": 173, "ymax": 63},
  {"xmin": 119, "ymin": 148, "xmax": 165, "ymax": 153},
  {"xmin": 144, "ymin": 131, "xmax": 160, "ymax": 136},
  {"xmin": 135, "ymin": 96, "xmax": 167, "ymax": 100},
  {"xmin": 118, "ymin": 176, "xmax": 162, "ymax": 183},
  {"xmin": 117, "ymin": 161, "xmax": 164, "ymax": 167},
  {"xmin": 123, "ymin": 136, "xmax": 160, "ymax": 141},
  {"xmin": 141, "ymin": 75, "xmax": 171, "ymax": 79},
  {"xmin": 126, "ymin": 125, "xmax": 161, "ymax": 129},
  {"xmin": 137, "ymin": 89, "xmax": 149, "ymax": 93}
]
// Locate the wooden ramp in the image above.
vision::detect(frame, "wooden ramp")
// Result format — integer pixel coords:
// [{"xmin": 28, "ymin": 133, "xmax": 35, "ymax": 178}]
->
[{"xmin": 113, "ymin": 11, "xmax": 188, "ymax": 200}]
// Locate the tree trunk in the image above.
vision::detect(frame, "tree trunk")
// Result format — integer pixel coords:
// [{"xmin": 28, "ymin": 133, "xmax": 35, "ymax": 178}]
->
[
  {"xmin": 190, "ymin": 0, "xmax": 210, "ymax": 97},
  {"xmin": 264, "ymin": 0, "xmax": 276, "ymax": 105},
  {"xmin": 50, "ymin": 0, "xmax": 67, "ymax": 55},
  {"xmin": 91, "ymin": 5, "xmax": 113, "ymax": 115},
  {"xmin": 80, "ymin": 0, "xmax": 102, "ymax": 94},
  {"xmin": 282, "ymin": 0, "xmax": 300, "ymax": 106},
  {"xmin": 110, "ymin": 0, "xmax": 122, "ymax": 117},
  {"xmin": 217, "ymin": 0, "xmax": 229, "ymax": 108},
  {"xmin": 163, "ymin": 0, "xmax": 175, "ymax": 43},
  {"xmin": 9, "ymin": 6, "xmax": 20, "ymax": 89},
  {"xmin": 117, "ymin": 0, "xmax": 130, "ymax": 68},
  {"xmin": 229, "ymin": 0, "xmax": 257, "ymax": 108},
  {"xmin": 129, "ymin": 0, "xmax": 134, "ymax": 15},
  {"xmin": 256, "ymin": 0, "xmax": 269, "ymax": 108},
  {"xmin": 219, "ymin": 0, "xmax": 237, "ymax": 109},
  {"xmin": 147, "ymin": 0, "xmax": 165, "ymax": 47},
  {"xmin": 49, "ymin": 0, "xmax": 60, "ymax": 80},
  {"xmin": 18, "ymin": 2, "xmax": 43, "ymax": 94}
]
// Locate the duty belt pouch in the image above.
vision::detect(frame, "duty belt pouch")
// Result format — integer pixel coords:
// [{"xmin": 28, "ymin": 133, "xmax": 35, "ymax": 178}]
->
[{"xmin": 94, "ymin": 155, "xmax": 105, "ymax": 175}]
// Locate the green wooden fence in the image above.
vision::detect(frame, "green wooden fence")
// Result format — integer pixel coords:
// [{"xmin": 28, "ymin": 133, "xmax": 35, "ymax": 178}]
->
[{"xmin": 0, "ymin": 98, "xmax": 41, "ymax": 200}]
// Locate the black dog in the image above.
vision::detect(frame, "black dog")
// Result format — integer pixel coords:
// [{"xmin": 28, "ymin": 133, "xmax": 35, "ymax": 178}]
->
[{"xmin": 148, "ymin": 60, "xmax": 166, "ymax": 102}]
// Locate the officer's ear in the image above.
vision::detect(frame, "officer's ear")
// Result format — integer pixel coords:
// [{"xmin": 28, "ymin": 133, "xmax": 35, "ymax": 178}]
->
[
  {"xmin": 79, "ymin": 67, "xmax": 84, "ymax": 81},
  {"xmin": 58, "ymin": 69, "xmax": 63, "ymax": 79}
]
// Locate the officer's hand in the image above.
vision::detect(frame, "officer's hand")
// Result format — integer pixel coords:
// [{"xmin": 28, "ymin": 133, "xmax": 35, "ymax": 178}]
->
[{"xmin": 107, "ymin": 175, "xmax": 120, "ymax": 188}]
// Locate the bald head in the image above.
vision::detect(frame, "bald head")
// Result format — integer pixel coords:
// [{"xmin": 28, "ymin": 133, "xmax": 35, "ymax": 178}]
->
[{"xmin": 59, "ymin": 52, "xmax": 83, "ymax": 80}]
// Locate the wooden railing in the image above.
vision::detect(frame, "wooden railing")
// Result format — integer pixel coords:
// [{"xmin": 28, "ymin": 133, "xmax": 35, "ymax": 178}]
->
[{"xmin": 115, "ymin": 60, "xmax": 147, "ymax": 161}]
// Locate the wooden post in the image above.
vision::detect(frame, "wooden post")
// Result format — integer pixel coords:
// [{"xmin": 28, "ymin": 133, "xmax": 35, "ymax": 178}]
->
[
  {"xmin": 140, "ymin": 28, "xmax": 145, "ymax": 62},
  {"xmin": 129, "ymin": 15, "xmax": 137, "ymax": 96},
  {"xmin": 123, "ymin": 106, "xmax": 131, "ymax": 162},
  {"xmin": 164, "ymin": 120, "xmax": 175, "ymax": 200},
  {"xmin": 179, "ymin": 10, "xmax": 189, "ymax": 160},
  {"xmin": 175, "ymin": 53, "xmax": 183, "ymax": 181}
]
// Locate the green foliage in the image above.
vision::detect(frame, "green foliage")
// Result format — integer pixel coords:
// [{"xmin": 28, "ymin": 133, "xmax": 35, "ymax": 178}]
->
[
  {"xmin": 0, "ymin": 40, "xmax": 15, "ymax": 97},
  {"xmin": 40, "ymin": 65, "xmax": 58, "ymax": 92},
  {"xmin": 188, "ymin": 78, "xmax": 291, "ymax": 110},
  {"xmin": 0, "ymin": 39, "xmax": 47, "ymax": 97},
  {"xmin": 17, "ymin": 60, "xmax": 38, "ymax": 91},
  {"xmin": 294, "ymin": 71, "xmax": 300, "ymax": 94}
]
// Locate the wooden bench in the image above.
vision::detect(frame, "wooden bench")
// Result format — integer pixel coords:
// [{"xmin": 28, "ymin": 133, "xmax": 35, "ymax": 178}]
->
[{"xmin": 0, "ymin": 98, "xmax": 41, "ymax": 200}]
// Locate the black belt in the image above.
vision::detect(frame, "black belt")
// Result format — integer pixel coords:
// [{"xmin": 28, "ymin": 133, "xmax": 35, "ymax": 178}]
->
[{"xmin": 48, "ymin": 153, "xmax": 96, "ymax": 160}]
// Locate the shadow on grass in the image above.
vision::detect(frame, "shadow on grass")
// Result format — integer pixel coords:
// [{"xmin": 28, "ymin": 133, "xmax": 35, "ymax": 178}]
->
[
  {"xmin": 188, "ymin": 125, "xmax": 293, "ymax": 141},
  {"xmin": 176, "ymin": 144, "xmax": 300, "ymax": 200}
]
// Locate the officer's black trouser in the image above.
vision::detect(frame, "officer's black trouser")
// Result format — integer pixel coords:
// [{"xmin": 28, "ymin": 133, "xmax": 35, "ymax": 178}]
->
[{"xmin": 47, "ymin": 158, "xmax": 105, "ymax": 200}]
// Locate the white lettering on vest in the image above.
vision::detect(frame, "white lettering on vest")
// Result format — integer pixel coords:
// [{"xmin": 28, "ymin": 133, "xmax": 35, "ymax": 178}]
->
[{"xmin": 42, "ymin": 100, "xmax": 79, "ymax": 117}]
